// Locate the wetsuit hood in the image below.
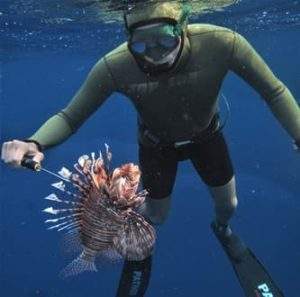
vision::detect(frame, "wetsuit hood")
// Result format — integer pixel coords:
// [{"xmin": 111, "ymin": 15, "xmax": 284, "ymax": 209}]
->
[{"xmin": 124, "ymin": 2, "xmax": 185, "ymax": 31}]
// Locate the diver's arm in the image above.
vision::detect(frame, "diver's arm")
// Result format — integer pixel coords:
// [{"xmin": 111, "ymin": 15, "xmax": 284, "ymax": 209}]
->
[
  {"xmin": 26, "ymin": 57, "xmax": 116, "ymax": 150},
  {"xmin": 229, "ymin": 32, "xmax": 300, "ymax": 142}
]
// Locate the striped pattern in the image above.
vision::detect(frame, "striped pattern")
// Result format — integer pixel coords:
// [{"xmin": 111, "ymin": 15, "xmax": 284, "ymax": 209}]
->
[{"xmin": 43, "ymin": 147, "xmax": 156, "ymax": 276}]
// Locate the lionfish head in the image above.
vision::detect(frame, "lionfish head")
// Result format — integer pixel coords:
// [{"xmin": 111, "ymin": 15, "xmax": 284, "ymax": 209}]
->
[{"xmin": 109, "ymin": 163, "xmax": 141, "ymax": 203}]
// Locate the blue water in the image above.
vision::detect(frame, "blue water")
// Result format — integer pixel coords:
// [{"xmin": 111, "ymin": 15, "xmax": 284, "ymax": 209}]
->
[{"xmin": 1, "ymin": 1, "xmax": 300, "ymax": 296}]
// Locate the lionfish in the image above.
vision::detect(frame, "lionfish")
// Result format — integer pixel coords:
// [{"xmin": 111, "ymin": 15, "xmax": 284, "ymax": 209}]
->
[{"xmin": 42, "ymin": 145, "xmax": 156, "ymax": 277}]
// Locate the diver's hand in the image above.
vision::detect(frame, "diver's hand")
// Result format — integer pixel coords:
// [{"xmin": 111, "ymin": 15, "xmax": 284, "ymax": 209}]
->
[{"xmin": 1, "ymin": 140, "xmax": 44, "ymax": 168}]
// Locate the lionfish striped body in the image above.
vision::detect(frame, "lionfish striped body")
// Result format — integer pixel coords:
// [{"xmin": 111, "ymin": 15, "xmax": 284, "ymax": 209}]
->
[{"xmin": 43, "ymin": 145, "xmax": 156, "ymax": 277}]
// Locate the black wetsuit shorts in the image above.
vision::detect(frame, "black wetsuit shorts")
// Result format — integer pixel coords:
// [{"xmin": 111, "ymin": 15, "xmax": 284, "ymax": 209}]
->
[{"xmin": 138, "ymin": 130, "xmax": 234, "ymax": 199}]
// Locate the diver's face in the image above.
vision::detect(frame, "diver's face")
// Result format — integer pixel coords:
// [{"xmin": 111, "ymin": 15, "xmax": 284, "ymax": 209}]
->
[
  {"xmin": 129, "ymin": 22, "xmax": 182, "ymax": 66},
  {"xmin": 142, "ymin": 37, "xmax": 181, "ymax": 64}
]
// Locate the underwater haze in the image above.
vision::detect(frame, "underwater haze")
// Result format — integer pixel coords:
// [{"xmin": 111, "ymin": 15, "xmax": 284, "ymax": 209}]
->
[{"xmin": 1, "ymin": 0, "xmax": 300, "ymax": 296}]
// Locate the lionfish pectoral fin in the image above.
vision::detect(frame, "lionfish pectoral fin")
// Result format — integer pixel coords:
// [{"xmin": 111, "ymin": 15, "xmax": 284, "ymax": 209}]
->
[{"xmin": 59, "ymin": 253, "xmax": 97, "ymax": 278}]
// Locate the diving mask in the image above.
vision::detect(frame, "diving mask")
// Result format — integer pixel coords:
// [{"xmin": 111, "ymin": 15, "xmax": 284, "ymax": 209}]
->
[{"xmin": 128, "ymin": 22, "xmax": 182, "ymax": 67}]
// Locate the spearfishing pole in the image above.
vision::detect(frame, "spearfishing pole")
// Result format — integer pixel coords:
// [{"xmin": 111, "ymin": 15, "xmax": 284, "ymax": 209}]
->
[{"xmin": 21, "ymin": 157, "xmax": 71, "ymax": 183}]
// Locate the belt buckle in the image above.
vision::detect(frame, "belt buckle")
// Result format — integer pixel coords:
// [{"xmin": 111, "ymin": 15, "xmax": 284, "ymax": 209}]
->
[{"xmin": 174, "ymin": 140, "xmax": 192, "ymax": 148}]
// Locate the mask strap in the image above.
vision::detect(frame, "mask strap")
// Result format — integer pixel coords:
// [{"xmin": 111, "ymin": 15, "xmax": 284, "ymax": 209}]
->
[
  {"xmin": 123, "ymin": 12, "xmax": 129, "ymax": 31},
  {"xmin": 173, "ymin": 3, "xmax": 192, "ymax": 36}
]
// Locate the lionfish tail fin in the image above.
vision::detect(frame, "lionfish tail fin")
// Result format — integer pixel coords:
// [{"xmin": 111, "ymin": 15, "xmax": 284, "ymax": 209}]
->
[{"xmin": 59, "ymin": 254, "xmax": 98, "ymax": 278}]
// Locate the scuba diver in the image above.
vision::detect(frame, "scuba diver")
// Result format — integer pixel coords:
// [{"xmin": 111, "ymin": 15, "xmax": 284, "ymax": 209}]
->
[{"xmin": 1, "ymin": 1, "xmax": 298, "ymax": 296}]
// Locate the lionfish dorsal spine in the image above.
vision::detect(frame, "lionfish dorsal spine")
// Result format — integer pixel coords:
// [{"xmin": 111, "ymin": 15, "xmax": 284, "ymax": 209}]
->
[
  {"xmin": 44, "ymin": 193, "xmax": 83, "ymax": 206},
  {"xmin": 43, "ymin": 206, "xmax": 83, "ymax": 215},
  {"xmin": 56, "ymin": 221, "xmax": 80, "ymax": 232},
  {"xmin": 45, "ymin": 213, "xmax": 81, "ymax": 224},
  {"xmin": 47, "ymin": 219, "xmax": 75, "ymax": 230}
]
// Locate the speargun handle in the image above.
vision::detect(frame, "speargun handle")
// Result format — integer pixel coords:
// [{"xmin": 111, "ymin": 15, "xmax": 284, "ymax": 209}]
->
[{"xmin": 21, "ymin": 157, "xmax": 42, "ymax": 171}]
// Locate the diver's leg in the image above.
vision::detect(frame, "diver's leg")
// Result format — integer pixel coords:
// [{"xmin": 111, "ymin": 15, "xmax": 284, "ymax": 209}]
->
[
  {"xmin": 191, "ymin": 134, "xmax": 283, "ymax": 294},
  {"xmin": 116, "ymin": 144, "xmax": 177, "ymax": 296},
  {"xmin": 138, "ymin": 195, "xmax": 172, "ymax": 225},
  {"xmin": 138, "ymin": 143, "xmax": 178, "ymax": 225},
  {"xmin": 191, "ymin": 131, "xmax": 247, "ymax": 260},
  {"xmin": 190, "ymin": 131, "xmax": 236, "ymax": 226},
  {"xmin": 208, "ymin": 176, "xmax": 237, "ymax": 226}
]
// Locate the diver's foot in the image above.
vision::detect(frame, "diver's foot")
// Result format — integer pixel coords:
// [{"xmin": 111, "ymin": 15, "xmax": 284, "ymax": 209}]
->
[{"xmin": 211, "ymin": 220, "xmax": 248, "ymax": 262}]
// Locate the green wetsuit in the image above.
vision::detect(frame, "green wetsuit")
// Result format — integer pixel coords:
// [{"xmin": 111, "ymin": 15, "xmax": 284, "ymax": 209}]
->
[{"xmin": 27, "ymin": 24, "xmax": 300, "ymax": 148}]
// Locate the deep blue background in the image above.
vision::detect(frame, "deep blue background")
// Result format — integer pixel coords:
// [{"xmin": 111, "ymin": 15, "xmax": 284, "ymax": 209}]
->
[{"xmin": 1, "ymin": 4, "xmax": 300, "ymax": 297}]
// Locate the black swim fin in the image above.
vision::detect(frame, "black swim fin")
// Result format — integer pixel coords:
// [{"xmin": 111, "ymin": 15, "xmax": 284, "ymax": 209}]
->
[
  {"xmin": 116, "ymin": 255, "xmax": 152, "ymax": 297},
  {"xmin": 211, "ymin": 222, "xmax": 285, "ymax": 297}
]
